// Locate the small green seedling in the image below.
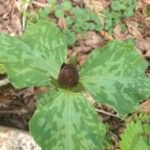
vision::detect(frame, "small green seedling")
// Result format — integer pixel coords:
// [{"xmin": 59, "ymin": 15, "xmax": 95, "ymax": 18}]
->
[
  {"xmin": 104, "ymin": 0, "xmax": 138, "ymax": 33},
  {"xmin": 63, "ymin": 7, "xmax": 102, "ymax": 46},
  {"xmin": 27, "ymin": 0, "xmax": 102, "ymax": 46},
  {"xmin": 0, "ymin": 20, "xmax": 150, "ymax": 150},
  {"xmin": 120, "ymin": 113, "xmax": 150, "ymax": 150}
]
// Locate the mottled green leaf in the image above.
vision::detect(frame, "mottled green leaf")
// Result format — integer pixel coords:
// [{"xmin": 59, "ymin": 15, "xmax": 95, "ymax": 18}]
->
[
  {"xmin": 80, "ymin": 40, "xmax": 150, "ymax": 116},
  {"xmin": 0, "ymin": 20, "xmax": 67, "ymax": 88},
  {"xmin": 30, "ymin": 89, "xmax": 106, "ymax": 150}
]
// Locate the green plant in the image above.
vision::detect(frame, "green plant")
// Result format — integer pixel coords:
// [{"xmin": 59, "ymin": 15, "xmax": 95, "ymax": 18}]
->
[
  {"xmin": 120, "ymin": 113, "xmax": 150, "ymax": 150},
  {"xmin": 0, "ymin": 20, "xmax": 150, "ymax": 149},
  {"xmin": 34, "ymin": 0, "xmax": 72, "ymax": 20},
  {"xmin": 28, "ymin": 0, "xmax": 102, "ymax": 46},
  {"xmin": 104, "ymin": 0, "xmax": 138, "ymax": 33},
  {"xmin": 63, "ymin": 7, "xmax": 102, "ymax": 46}
]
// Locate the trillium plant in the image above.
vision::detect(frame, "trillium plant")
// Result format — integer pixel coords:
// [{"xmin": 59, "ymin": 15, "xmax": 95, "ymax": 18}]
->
[{"xmin": 0, "ymin": 20, "xmax": 150, "ymax": 150}]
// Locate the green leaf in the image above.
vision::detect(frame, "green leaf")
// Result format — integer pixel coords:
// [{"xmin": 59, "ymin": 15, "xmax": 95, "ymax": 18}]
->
[
  {"xmin": 80, "ymin": 40, "xmax": 150, "ymax": 116},
  {"xmin": 0, "ymin": 20, "xmax": 67, "ymax": 88},
  {"xmin": 0, "ymin": 64, "xmax": 6, "ymax": 74},
  {"xmin": 103, "ymin": 0, "xmax": 138, "ymax": 33},
  {"xmin": 63, "ymin": 29, "xmax": 77, "ymax": 46},
  {"xmin": 47, "ymin": 0, "xmax": 56, "ymax": 4},
  {"xmin": 60, "ymin": 1, "xmax": 72, "ymax": 11},
  {"xmin": 30, "ymin": 89, "xmax": 106, "ymax": 150},
  {"xmin": 55, "ymin": 9, "xmax": 64, "ymax": 18},
  {"xmin": 120, "ymin": 113, "xmax": 150, "ymax": 150},
  {"xmin": 111, "ymin": 1, "xmax": 126, "ymax": 11},
  {"xmin": 38, "ymin": 7, "xmax": 52, "ymax": 19}
]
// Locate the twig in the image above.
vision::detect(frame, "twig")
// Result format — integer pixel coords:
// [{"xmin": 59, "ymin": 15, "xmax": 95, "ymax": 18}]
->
[
  {"xmin": 20, "ymin": 0, "xmax": 31, "ymax": 31},
  {"xmin": 84, "ymin": 92, "xmax": 120, "ymax": 118},
  {"xmin": 32, "ymin": 1, "xmax": 49, "ymax": 8},
  {"xmin": 0, "ymin": 78, "xmax": 9, "ymax": 87},
  {"xmin": 96, "ymin": 108, "xmax": 120, "ymax": 118},
  {"xmin": 0, "ymin": 108, "xmax": 28, "ymax": 115},
  {"xmin": 21, "ymin": 0, "xmax": 49, "ymax": 31}
]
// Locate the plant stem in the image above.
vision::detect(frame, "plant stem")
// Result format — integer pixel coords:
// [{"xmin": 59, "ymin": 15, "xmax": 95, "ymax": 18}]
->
[{"xmin": 32, "ymin": 1, "xmax": 49, "ymax": 7}]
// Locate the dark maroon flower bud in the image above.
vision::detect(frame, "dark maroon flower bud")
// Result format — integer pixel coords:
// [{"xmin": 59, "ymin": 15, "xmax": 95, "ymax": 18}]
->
[{"xmin": 58, "ymin": 63, "xmax": 79, "ymax": 87}]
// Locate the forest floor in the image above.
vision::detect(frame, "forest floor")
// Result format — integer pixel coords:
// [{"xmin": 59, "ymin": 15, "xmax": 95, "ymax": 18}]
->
[{"xmin": 0, "ymin": 0, "xmax": 150, "ymax": 149}]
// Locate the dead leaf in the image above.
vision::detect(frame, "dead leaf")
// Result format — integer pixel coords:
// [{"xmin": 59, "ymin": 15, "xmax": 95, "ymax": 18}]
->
[
  {"xmin": 100, "ymin": 31, "xmax": 114, "ymax": 40},
  {"xmin": 136, "ymin": 38, "xmax": 150, "ymax": 52},
  {"xmin": 73, "ymin": 46, "xmax": 91, "ymax": 54},
  {"xmin": 126, "ymin": 20, "xmax": 143, "ymax": 40},
  {"xmin": 77, "ymin": 31, "xmax": 105, "ymax": 48},
  {"xmin": 0, "ymin": 0, "xmax": 22, "ymax": 35},
  {"xmin": 84, "ymin": 0, "xmax": 104, "ymax": 13},
  {"xmin": 114, "ymin": 25, "xmax": 128, "ymax": 40},
  {"xmin": 77, "ymin": 54, "xmax": 89, "ymax": 65},
  {"xmin": 84, "ymin": 31, "xmax": 106, "ymax": 48},
  {"xmin": 142, "ymin": 0, "xmax": 150, "ymax": 5},
  {"xmin": 58, "ymin": 18, "xmax": 67, "ymax": 29},
  {"xmin": 72, "ymin": 0, "xmax": 84, "ymax": 7},
  {"xmin": 139, "ymin": 100, "xmax": 150, "ymax": 113}
]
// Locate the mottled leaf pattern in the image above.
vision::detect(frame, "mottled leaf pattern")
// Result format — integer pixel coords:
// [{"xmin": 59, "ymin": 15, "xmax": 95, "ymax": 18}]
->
[
  {"xmin": 80, "ymin": 40, "xmax": 150, "ymax": 116},
  {"xmin": 30, "ymin": 89, "xmax": 106, "ymax": 150},
  {"xmin": 0, "ymin": 21, "xmax": 67, "ymax": 88}
]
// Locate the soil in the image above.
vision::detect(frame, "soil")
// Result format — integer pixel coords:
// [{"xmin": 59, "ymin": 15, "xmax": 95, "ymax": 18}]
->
[{"xmin": 0, "ymin": 0, "xmax": 150, "ymax": 150}]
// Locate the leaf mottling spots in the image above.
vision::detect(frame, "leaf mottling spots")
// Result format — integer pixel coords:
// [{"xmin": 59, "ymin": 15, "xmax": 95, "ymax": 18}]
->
[
  {"xmin": 80, "ymin": 40, "xmax": 150, "ymax": 116},
  {"xmin": 38, "ymin": 117, "xmax": 46, "ymax": 127},
  {"xmin": 30, "ymin": 90, "xmax": 106, "ymax": 150}
]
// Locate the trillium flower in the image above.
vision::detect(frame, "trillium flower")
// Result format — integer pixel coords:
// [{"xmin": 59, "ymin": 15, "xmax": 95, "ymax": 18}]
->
[{"xmin": 0, "ymin": 21, "xmax": 150, "ymax": 150}]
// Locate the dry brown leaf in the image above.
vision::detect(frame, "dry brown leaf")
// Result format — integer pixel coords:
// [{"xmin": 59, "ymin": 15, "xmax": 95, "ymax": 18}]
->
[
  {"xmin": 114, "ymin": 25, "xmax": 129, "ymax": 40},
  {"xmin": 36, "ymin": 0, "xmax": 47, "ymax": 3},
  {"xmin": 84, "ymin": 31, "xmax": 105, "ymax": 48},
  {"xmin": 11, "ymin": 13, "xmax": 22, "ymax": 34},
  {"xmin": 100, "ymin": 31, "xmax": 114, "ymax": 40},
  {"xmin": 58, "ymin": 18, "xmax": 67, "ymax": 29},
  {"xmin": 73, "ymin": 46, "xmax": 91, "ymax": 54},
  {"xmin": 74, "ymin": 32, "xmax": 106, "ymax": 65},
  {"xmin": 145, "ymin": 17, "xmax": 150, "ymax": 28},
  {"xmin": 72, "ymin": 0, "xmax": 84, "ymax": 7},
  {"xmin": 83, "ymin": 0, "xmax": 105, "ymax": 24},
  {"xmin": 77, "ymin": 54, "xmax": 89, "ymax": 65},
  {"xmin": 126, "ymin": 20, "xmax": 143, "ymax": 40},
  {"xmin": 0, "ymin": 0, "xmax": 22, "ymax": 35},
  {"xmin": 84, "ymin": 0, "xmax": 104, "ymax": 12},
  {"xmin": 136, "ymin": 38, "xmax": 150, "ymax": 52},
  {"xmin": 77, "ymin": 31, "xmax": 105, "ymax": 48},
  {"xmin": 142, "ymin": 0, "xmax": 150, "ymax": 5},
  {"xmin": 139, "ymin": 100, "xmax": 150, "ymax": 113}
]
